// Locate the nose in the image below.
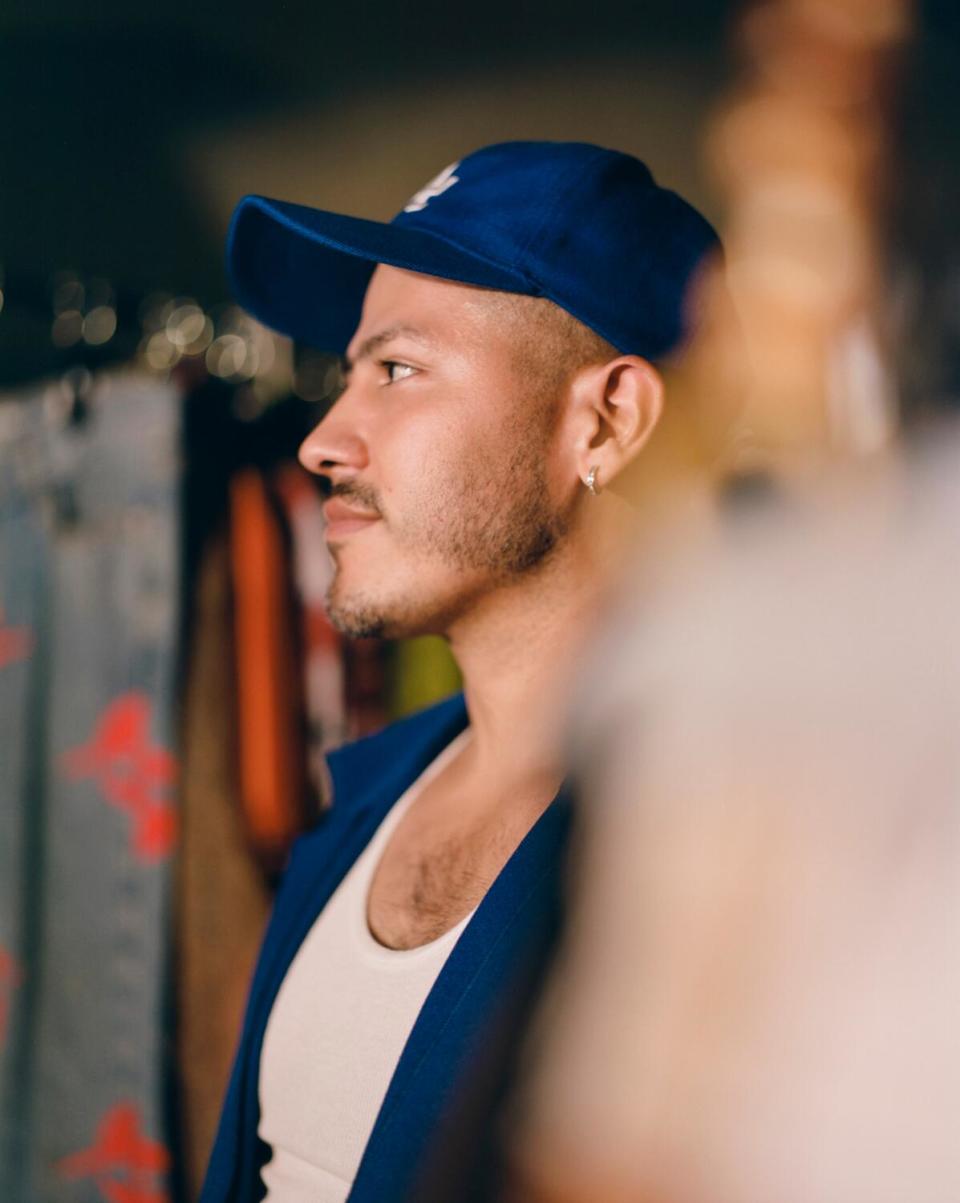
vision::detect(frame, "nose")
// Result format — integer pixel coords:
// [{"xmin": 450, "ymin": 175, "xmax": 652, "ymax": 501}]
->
[{"xmin": 297, "ymin": 390, "xmax": 369, "ymax": 484}]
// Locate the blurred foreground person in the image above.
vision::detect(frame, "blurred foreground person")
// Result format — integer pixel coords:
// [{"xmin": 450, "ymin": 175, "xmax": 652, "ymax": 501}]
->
[
  {"xmin": 508, "ymin": 431, "xmax": 960, "ymax": 1203},
  {"xmin": 200, "ymin": 143, "xmax": 719, "ymax": 1203}
]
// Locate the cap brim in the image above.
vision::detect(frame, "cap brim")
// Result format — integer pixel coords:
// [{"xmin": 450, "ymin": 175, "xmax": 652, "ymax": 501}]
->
[{"xmin": 226, "ymin": 195, "xmax": 534, "ymax": 353}]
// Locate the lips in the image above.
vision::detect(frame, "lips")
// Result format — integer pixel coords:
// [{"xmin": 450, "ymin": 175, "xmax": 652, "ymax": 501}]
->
[{"xmin": 322, "ymin": 496, "xmax": 381, "ymax": 540}]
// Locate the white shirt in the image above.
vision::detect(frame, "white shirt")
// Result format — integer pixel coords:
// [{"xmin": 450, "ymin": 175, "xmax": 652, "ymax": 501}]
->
[{"xmin": 258, "ymin": 729, "xmax": 475, "ymax": 1203}]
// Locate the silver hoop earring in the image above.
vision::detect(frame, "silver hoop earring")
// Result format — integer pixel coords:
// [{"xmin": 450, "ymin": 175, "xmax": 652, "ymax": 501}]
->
[{"xmin": 585, "ymin": 466, "xmax": 600, "ymax": 496}]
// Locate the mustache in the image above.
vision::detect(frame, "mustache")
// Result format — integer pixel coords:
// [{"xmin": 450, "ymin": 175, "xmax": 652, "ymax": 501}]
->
[{"xmin": 330, "ymin": 480, "xmax": 383, "ymax": 517}]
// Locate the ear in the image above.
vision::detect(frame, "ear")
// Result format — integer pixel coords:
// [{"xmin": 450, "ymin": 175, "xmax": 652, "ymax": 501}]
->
[{"xmin": 569, "ymin": 356, "xmax": 664, "ymax": 492}]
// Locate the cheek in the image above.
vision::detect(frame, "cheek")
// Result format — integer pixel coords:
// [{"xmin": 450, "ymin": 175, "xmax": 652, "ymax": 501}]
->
[
  {"xmin": 377, "ymin": 401, "xmax": 504, "ymax": 510},
  {"xmin": 433, "ymin": 419, "xmax": 515, "ymax": 519}
]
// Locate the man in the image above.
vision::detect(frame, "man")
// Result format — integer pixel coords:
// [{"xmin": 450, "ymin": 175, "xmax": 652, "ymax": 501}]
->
[{"xmin": 201, "ymin": 141, "xmax": 719, "ymax": 1203}]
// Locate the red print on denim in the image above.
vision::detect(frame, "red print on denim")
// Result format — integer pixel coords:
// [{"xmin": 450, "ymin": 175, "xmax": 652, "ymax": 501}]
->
[
  {"xmin": 0, "ymin": 606, "xmax": 34, "ymax": 669},
  {"xmin": 61, "ymin": 693, "xmax": 178, "ymax": 861},
  {"xmin": 0, "ymin": 946, "xmax": 24, "ymax": 1049},
  {"xmin": 56, "ymin": 1102, "xmax": 171, "ymax": 1203}
]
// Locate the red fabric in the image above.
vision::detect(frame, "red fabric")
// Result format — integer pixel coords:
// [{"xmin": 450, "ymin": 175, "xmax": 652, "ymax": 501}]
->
[
  {"xmin": 0, "ymin": 946, "xmax": 23, "ymax": 1049},
  {"xmin": 57, "ymin": 1102, "xmax": 171, "ymax": 1203},
  {"xmin": 0, "ymin": 605, "xmax": 34, "ymax": 669},
  {"xmin": 61, "ymin": 693, "xmax": 178, "ymax": 861}
]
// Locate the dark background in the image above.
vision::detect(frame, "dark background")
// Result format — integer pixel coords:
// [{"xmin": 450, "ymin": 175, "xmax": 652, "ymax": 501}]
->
[{"xmin": 0, "ymin": 0, "xmax": 957, "ymax": 387}]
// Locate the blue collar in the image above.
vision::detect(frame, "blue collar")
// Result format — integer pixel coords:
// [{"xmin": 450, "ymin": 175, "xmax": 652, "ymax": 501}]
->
[{"xmin": 324, "ymin": 690, "xmax": 470, "ymax": 822}]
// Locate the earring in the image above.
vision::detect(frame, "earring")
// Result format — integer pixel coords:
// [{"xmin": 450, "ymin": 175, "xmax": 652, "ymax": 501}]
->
[{"xmin": 585, "ymin": 466, "xmax": 600, "ymax": 496}]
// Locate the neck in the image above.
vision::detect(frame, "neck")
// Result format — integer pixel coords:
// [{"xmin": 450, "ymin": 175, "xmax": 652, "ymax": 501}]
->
[{"xmin": 445, "ymin": 499, "xmax": 625, "ymax": 784}]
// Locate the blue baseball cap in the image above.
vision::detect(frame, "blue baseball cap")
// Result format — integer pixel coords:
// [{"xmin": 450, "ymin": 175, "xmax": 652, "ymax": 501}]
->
[{"xmin": 226, "ymin": 140, "xmax": 721, "ymax": 362}]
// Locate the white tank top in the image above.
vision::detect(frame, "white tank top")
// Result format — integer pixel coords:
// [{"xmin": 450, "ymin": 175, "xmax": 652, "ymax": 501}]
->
[{"xmin": 258, "ymin": 728, "xmax": 476, "ymax": 1203}]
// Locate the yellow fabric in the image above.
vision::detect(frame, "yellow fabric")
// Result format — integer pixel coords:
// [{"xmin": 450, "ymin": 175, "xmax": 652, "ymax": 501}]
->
[{"xmin": 389, "ymin": 636, "xmax": 461, "ymax": 718}]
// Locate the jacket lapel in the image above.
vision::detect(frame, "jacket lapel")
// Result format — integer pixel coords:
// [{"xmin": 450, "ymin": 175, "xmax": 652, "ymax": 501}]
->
[
  {"xmin": 206, "ymin": 692, "xmax": 471, "ymax": 1203},
  {"xmin": 205, "ymin": 688, "xmax": 572, "ymax": 1203},
  {"xmin": 349, "ymin": 782, "xmax": 574, "ymax": 1202}
]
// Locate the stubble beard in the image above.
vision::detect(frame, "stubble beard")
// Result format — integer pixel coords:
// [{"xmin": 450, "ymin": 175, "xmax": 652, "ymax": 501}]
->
[{"xmin": 324, "ymin": 428, "xmax": 570, "ymax": 640}]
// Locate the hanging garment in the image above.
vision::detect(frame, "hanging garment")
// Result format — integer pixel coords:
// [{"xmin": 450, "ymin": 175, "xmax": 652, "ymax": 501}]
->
[
  {"xmin": 175, "ymin": 532, "xmax": 272, "ymax": 1199},
  {"xmin": 343, "ymin": 635, "xmax": 388, "ymax": 741},
  {"xmin": 271, "ymin": 462, "xmax": 345, "ymax": 792},
  {"xmin": 200, "ymin": 692, "xmax": 573, "ymax": 1203},
  {"xmin": 229, "ymin": 466, "xmax": 310, "ymax": 868},
  {"xmin": 0, "ymin": 369, "xmax": 181, "ymax": 1203}
]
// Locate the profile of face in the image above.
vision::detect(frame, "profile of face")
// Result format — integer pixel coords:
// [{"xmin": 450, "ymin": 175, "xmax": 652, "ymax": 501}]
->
[{"xmin": 297, "ymin": 264, "xmax": 580, "ymax": 639}]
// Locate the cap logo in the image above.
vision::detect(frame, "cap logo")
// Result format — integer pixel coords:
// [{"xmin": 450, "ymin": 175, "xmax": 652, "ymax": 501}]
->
[{"xmin": 403, "ymin": 162, "xmax": 460, "ymax": 213}]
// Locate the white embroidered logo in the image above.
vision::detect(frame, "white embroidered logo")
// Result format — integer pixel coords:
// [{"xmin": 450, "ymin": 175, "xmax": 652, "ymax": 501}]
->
[{"xmin": 403, "ymin": 162, "xmax": 461, "ymax": 213}]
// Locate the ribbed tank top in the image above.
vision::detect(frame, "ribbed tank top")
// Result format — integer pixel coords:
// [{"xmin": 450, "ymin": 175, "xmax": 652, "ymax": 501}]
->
[{"xmin": 258, "ymin": 728, "xmax": 476, "ymax": 1202}]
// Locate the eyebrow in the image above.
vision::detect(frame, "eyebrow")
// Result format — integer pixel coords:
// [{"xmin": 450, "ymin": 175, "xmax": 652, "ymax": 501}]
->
[{"xmin": 344, "ymin": 324, "xmax": 434, "ymax": 371}]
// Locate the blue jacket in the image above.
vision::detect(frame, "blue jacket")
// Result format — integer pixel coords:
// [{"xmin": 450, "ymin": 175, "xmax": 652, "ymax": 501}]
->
[{"xmin": 200, "ymin": 691, "xmax": 573, "ymax": 1203}]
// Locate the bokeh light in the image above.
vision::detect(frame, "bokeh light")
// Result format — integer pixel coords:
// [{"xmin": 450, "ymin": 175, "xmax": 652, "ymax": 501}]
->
[
  {"xmin": 82, "ymin": 305, "xmax": 118, "ymax": 346},
  {"xmin": 51, "ymin": 309, "xmax": 84, "ymax": 348}
]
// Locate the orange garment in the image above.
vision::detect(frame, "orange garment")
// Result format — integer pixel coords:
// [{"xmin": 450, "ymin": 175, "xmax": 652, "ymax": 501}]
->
[{"xmin": 228, "ymin": 467, "xmax": 307, "ymax": 866}]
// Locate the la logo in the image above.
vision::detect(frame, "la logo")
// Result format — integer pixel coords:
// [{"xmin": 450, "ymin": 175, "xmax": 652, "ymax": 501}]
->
[{"xmin": 403, "ymin": 162, "xmax": 460, "ymax": 213}]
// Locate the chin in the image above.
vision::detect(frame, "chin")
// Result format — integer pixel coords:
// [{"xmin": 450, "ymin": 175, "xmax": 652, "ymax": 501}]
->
[
  {"xmin": 324, "ymin": 582, "xmax": 409, "ymax": 640},
  {"xmin": 325, "ymin": 576, "xmax": 457, "ymax": 641},
  {"xmin": 324, "ymin": 583, "xmax": 387, "ymax": 638},
  {"xmin": 325, "ymin": 607, "xmax": 386, "ymax": 639}
]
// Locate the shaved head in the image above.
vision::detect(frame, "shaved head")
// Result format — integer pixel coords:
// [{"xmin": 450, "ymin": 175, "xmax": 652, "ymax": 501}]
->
[{"xmin": 481, "ymin": 292, "xmax": 620, "ymax": 405}]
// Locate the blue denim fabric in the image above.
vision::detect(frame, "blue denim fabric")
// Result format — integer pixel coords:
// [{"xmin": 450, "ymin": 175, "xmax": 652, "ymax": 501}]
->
[{"xmin": 0, "ymin": 372, "xmax": 181, "ymax": 1203}]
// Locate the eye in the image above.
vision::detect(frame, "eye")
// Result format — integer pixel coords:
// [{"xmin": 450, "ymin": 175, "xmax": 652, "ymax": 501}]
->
[{"xmin": 381, "ymin": 360, "xmax": 417, "ymax": 384}]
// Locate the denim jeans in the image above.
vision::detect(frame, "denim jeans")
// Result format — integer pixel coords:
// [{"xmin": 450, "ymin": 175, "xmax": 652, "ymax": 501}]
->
[{"xmin": 0, "ymin": 371, "xmax": 180, "ymax": 1203}]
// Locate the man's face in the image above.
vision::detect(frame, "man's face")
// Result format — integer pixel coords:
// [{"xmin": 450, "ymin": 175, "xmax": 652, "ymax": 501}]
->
[{"xmin": 298, "ymin": 264, "xmax": 574, "ymax": 638}]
